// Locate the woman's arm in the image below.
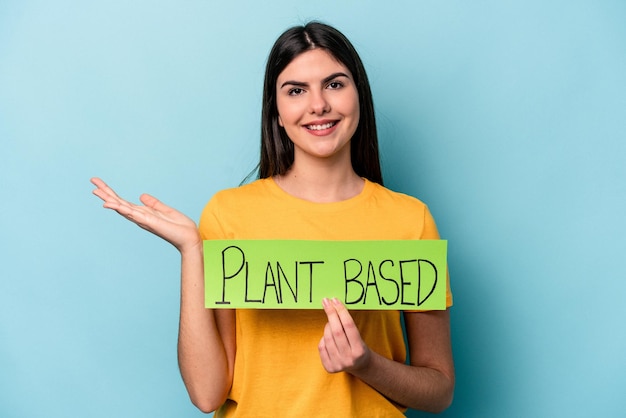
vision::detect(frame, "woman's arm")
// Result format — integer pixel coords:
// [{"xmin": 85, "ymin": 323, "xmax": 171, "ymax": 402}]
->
[
  {"xmin": 177, "ymin": 245, "xmax": 236, "ymax": 412},
  {"xmin": 319, "ymin": 298, "xmax": 454, "ymax": 413},
  {"xmin": 91, "ymin": 178, "xmax": 235, "ymax": 412}
]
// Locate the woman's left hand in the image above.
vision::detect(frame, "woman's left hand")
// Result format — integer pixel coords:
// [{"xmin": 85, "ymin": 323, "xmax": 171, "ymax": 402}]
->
[{"xmin": 318, "ymin": 298, "xmax": 371, "ymax": 373}]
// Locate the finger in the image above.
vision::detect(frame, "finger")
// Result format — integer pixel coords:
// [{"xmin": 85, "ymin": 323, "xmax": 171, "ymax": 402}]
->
[
  {"xmin": 91, "ymin": 179, "xmax": 125, "ymax": 208},
  {"xmin": 139, "ymin": 193, "xmax": 174, "ymax": 215},
  {"xmin": 93, "ymin": 189, "xmax": 135, "ymax": 214},
  {"xmin": 90, "ymin": 177, "xmax": 106, "ymax": 188},
  {"xmin": 329, "ymin": 298, "xmax": 362, "ymax": 348},
  {"xmin": 90, "ymin": 177, "xmax": 121, "ymax": 200},
  {"xmin": 92, "ymin": 187, "xmax": 120, "ymax": 205},
  {"xmin": 318, "ymin": 335, "xmax": 337, "ymax": 373},
  {"xmin": 322, "ymin": 298, "xmax": 351, "ymax": 354},
  {"xmin": 90, "ymin": 178, "xmax": 144, "ymax": 216},
  {"xmin": 321, "ymin": 322, "xmax": 344, "ymax": 372}
]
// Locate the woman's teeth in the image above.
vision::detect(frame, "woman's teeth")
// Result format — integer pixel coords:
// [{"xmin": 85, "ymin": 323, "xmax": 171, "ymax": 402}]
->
[{"xmin": 307, "ymin": 122, "xmax": 335, "ymax": 131}]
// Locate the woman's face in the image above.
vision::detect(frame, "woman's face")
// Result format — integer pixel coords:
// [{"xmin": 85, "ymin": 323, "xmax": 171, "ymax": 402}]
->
[{"xmin": 276, "ymin": 48, "xmax": 360, "ymax": 166}]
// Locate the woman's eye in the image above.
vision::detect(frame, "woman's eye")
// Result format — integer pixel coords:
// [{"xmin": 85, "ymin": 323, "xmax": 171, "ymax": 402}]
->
[
  {"xmin": 328, "ymin": 81, "xmax": 343, "ymax": 89},
  {"xmin": 288, "ymin": 88, "xmax": 304, "ymax": 96}
]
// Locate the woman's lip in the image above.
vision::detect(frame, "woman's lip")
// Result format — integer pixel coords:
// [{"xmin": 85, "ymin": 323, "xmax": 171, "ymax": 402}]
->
[
  {"xmin": 304, "ymin": 120, "xmax": 339, "ymax": 131},
  {"xmin": 304, "ymin": 120, "xmax": 339, "ymax": 136}
]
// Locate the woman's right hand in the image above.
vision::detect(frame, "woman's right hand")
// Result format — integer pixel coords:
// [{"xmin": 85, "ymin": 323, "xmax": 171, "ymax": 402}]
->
[{"xmin": 90, "ymin": 177, "xmax": 201, "ymax": 253}]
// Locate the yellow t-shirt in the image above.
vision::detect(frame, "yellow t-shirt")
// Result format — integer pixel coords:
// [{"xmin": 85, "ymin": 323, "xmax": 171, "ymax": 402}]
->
[{"xmin": 199, "ymin": 178, "xmax": 452, "ymax": 417}]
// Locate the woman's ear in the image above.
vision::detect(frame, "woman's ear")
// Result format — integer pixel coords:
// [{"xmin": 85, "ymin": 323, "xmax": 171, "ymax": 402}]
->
[{"xmin": 278, "ymin": 115, "xmax": 283, "ymax": 127}]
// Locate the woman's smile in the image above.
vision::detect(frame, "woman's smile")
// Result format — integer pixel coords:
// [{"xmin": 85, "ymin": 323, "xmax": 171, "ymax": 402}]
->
[{"xmin": 304, "ymin": 119, "xmax": 339, "ymax": 134}]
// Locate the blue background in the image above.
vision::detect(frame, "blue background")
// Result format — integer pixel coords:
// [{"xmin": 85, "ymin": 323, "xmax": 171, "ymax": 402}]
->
[{"xmin": 1, "ymin": 1, "xmax": 625, "ymax": 417}]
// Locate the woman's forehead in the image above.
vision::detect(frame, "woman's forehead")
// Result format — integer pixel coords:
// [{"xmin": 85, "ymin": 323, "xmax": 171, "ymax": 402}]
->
[{"xmin": 277, "ymin": 49, "xmax": 352, "ymax": 84}]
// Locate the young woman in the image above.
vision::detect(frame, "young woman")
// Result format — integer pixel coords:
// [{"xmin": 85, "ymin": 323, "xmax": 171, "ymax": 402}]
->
[{"xmin": 92, "ymin": 22, "xmax": 454, "ymax": 417}]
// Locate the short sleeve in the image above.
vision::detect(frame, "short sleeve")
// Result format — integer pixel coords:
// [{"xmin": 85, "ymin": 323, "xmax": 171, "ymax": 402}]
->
[{"xmin": 198, "ymin": 193, "xmax": 227, "ymax": 240}]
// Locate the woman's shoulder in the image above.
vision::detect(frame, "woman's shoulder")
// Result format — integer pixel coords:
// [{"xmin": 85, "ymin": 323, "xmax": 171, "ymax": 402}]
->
[
  {"xmin": 201, "ymin": 178, "xmax": 277, "ymax": 213},
  {"xmin": 368, "ymin": 180, "xmax": 428, "ymax": 210},
  {"xmin": 199, "ymin": 179, "xmax": 273, "ymax": 231},
  {"xmin": 211, "ymin": 178, "xmax": 270, "ymax": 201}
]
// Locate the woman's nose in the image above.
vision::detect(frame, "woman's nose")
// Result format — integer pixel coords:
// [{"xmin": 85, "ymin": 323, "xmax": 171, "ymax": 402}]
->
[{"xmin": 309, "ymin": 90, "xmax": 330, "ymax": 115}]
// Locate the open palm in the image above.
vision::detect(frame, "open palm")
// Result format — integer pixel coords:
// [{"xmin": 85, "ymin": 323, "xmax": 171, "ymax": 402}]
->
[{"xmin": 91, "ymin": 177, "xmax": 201, "ymax": 252}]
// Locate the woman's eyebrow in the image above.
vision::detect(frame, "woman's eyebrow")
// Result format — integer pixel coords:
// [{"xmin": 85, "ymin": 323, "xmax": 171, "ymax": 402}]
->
[
  {"xmin": 280, "ymin": 72, "xmax": 350, "ymax": 89},
  {"xmin": 322, "ymin": 72, "xmax": 350, "ymax": 84},
  {"xmin": 280, "ymin": 80, "xmax": 308, "ymax": 89}
]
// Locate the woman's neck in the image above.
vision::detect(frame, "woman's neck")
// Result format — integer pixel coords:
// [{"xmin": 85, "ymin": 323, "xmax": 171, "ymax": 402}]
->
[{"xmin": 273, "ymin": 162, "xmax": 364, "ymax": 203}]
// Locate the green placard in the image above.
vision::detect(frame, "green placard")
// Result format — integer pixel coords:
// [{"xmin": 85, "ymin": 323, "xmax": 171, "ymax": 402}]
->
[{"xmin": 204, "ymin": 240, "xmax": 447, "ymax": 310}]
